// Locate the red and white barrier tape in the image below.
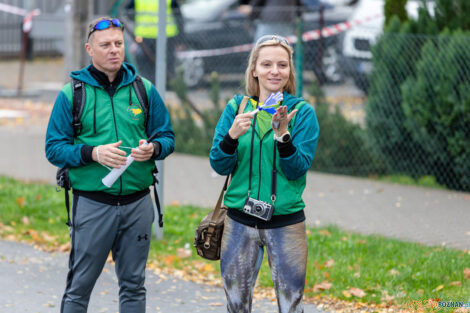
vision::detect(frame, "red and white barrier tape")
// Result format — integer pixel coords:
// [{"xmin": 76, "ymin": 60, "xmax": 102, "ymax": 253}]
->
[
  {"xmin": 176, "ymin": 13, "xmax": 381, "ymax": 59},
  {"xmin": 23, "ymin": 9, "xmax": 41, "ymax": 32},
  {"xmin": 0, "ymin": 3, "xmax": 27, "ymax": 16},
  {"xmin": 0, "ymin": 3, "xmax": 41, "ymax": 33}
]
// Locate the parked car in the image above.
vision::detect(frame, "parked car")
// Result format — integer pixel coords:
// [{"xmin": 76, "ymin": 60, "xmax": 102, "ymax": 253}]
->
[
  {"xmin": 338, "ymin": 0, "xmax": 435, "ymax": 92},
  {"xmin": 174, "ymin": 0, "xmax": 354, "ymax": 88}
]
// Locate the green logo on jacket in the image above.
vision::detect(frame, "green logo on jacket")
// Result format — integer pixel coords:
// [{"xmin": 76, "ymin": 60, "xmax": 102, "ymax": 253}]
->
[{"xmin": 127, "ymin": 104, "xmax": 143, "ymax": 120}]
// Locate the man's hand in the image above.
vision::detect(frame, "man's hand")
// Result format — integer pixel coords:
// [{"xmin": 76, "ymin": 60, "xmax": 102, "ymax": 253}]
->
[
  {"xmin": 131, "ymin": 139, "xmax": 155, "ymax": 162},
  {"xmin": 228, "ymin": 112, "xmax": 254, "ymax": 139},
  {"xmin": 92, "ymin": 141, "xmax": 127, "ymax": 168}
]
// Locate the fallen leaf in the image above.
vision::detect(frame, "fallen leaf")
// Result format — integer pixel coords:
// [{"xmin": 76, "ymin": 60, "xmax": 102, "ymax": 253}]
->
[
  {"xmin": 209, "ymin": 303, "xmax": 223, "ymax": 306},
  {"xmin": 319, "ymin": 230, "xmax": 331, "ymax": 237},
  {"xmin": 21, "ymin": 216, "xmax": 30, "ymax": 225},
  {"xmin": 163, "ymin": 255, "xmax": 176, "ymax": 266},
  {"xmin": 324, "ymin": 259, "xmax": 335, "ymax": 268},
  {"xmin": 381, "ymin": 291, "xmax": 394, "ymax": 302},
  {"xmin": 16, "ymin": 196, "xmax": 25, "ymax": 207},
  {"xmin": 177, "ymin": 248, "xmax": 192, "ymax": 259},
  {"xmin": 433, "ymin": 285, "xmax": 444, "ymax": 292},
  {"xmin": 106, "ymin": 253, "xmax": 113, "ymax": 263},
  {"xmin": 349, "ymin": 287, "xmax": 366, "ymax": 298},
  {"xmin": 388, "ymin": 269, "xmax": 400, "ymax": 276},
  {"xmin": 342, "ymin": 290, "xmax": 351, "ymax": 298},
  {"xmin": 41, "ymin": 231, "xmax": 56, "ymax": 243},
  {"xmin": 464, "ymin": 268, "xmax": 470, "ymax": 280},
  {"xmin": 201, "ymin": 263, "xmax": 215, "ymax": 273},
  {"xmin": 59, "ymin": 242, "xmax": 71, "ymax": 252},
  {"xmin": 35, "ymin": 194, "xmax": 41, "ymax": 201},
  {"xmin": 313, "ymin": 281, "xmax": 332, "ymax": 292}
]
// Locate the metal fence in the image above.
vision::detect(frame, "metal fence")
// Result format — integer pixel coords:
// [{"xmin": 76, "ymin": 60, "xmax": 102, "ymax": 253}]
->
[
  {"xmin": 1, "ymin": 1, "xmax": 468, "ymax": 192},
  {"xmin": 0, "ymin": 0, "xmax": 64, "ymax": 56},
  {"xmin": 0, "ymin": 0, "xmax": 112, "ymax": 57},
  {"xmin": 120, "ymin": 5, "xmax": 469, "ymax": 192}
]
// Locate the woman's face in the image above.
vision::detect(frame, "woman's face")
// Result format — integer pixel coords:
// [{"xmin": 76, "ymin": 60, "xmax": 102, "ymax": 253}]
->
[{"xmin": 253, "ymin": 45, "xmax": 290, "ymax": 97}]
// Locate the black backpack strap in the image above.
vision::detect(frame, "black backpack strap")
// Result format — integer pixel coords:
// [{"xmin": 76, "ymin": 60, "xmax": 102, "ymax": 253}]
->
[
  {"xmin": 71, "ymin": 78, "xmax": 86, "ymax": 137},
  {"xmin": 133, "ymin": 75, "xmax": 150, "ymax": 130},
  {"xmin": 56, "ymin": 168, "xmax": 71, "ymax": 226},
  {"xmin": 132, "ymin": 76, "xmax": 160, "ymax": 225},
  {"xmin": 152, "ymin": 167, "xmax": 163, "ymax": 227}
]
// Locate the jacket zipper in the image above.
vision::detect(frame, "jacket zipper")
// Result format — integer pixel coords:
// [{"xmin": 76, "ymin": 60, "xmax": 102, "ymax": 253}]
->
[
  {"xmin": 257, "ymin": 138, "xmax": 263, "ymax": 199},
  {"xmin": 109, "ymin": 93, "xmax": 122, "ymax": 195}
]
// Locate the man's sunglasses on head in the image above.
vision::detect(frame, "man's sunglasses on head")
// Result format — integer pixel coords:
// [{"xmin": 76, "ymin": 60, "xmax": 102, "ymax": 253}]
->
[{"xmin": 88, "ymin": 18, "xmax": 124, "ymax": 39}]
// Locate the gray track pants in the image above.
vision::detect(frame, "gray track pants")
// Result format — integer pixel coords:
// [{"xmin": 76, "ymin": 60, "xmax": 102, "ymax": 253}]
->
[
  {"xmin": 220, "ymin": 217, "xmax": 308, "ymax": 313},
  {"xmin": 61, "ymin": 193, "xmax": 154, "ymax": 313}
]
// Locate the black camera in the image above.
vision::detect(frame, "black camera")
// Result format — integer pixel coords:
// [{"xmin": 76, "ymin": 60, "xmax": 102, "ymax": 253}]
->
[{"xmin": 243, "ymin": 197, "xmax": 274, "ymax": 221}]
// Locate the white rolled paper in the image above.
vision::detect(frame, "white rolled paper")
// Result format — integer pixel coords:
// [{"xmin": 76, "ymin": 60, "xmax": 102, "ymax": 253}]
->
[{"xmin": 102, "ymin": 142, "xmax": 149, "ymax": 188}]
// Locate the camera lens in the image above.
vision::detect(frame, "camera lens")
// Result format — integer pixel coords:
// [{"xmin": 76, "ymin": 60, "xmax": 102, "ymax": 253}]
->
[{"xmin": 254, "ymin": 204, "xmax": 265, "ymax": 214}]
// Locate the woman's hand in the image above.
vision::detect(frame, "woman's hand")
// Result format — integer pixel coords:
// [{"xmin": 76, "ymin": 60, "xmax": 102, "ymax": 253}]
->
[
  {"xmin": 228, "ymin": 112, "xmax": 254, "ymax": 139},
  {"xmin": 272, "ymin": 106, "xmax": 298, "ymax": 137}
]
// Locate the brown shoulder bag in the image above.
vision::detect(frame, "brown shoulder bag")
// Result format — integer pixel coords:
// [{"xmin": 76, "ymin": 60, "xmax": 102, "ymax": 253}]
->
[{"xmin": 193, "ymin": 96, "xmax": 249, "ymax": 260}]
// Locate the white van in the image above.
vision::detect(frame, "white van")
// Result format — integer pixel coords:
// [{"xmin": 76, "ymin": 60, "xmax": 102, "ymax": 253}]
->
[{"xmin": 338, "ymin": 0, "xmax": 434, "ymax": 92}]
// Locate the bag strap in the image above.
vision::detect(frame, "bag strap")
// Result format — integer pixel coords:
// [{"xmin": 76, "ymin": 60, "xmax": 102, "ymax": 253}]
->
[
  {"xmin": 203, "ymin": 96, "xmax": 249, "ymax": 248},
  {"xmin": 238, "ymin": 96, "xmax": 249, "ymax": 114},
  {"xmin": 152, "ymin": 167, "xmax": 163, "ymax": 227},
  {"xmin": 71, "ymin": 78, "xmax": 86, "ymax": 138},
  {"xmin": 204, "ymin": 175, "xmax": 230, "ymax": 248},
  {"xmin": 132, "ymin": 75, "xmax": 150, "ymax": 129}
]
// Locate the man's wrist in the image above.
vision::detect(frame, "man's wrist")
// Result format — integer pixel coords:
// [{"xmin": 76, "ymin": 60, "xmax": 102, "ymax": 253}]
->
[
  {"xmin": 151, "ymin": 141, "xmax": 161, "ymax": 159},
  {"xmin": 81, "ymin": 145, "xmax": 95, "ymax": 163}
]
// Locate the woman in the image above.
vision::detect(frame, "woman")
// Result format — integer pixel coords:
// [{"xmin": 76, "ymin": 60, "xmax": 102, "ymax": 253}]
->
[{"xmin": 209, "ymin": 34, "xmax": 320, "ymax": 313}]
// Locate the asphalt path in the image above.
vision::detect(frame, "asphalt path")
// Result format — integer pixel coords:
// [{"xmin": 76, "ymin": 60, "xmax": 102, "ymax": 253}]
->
[{"xmin": 0, "ymin": 239, "xmax": 323, "ymax": 313}]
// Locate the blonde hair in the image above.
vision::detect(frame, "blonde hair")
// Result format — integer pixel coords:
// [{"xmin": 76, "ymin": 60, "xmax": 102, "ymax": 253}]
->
[{"xmin": 245, "ymin": 36, "xmax": 296, "ymax": 97}]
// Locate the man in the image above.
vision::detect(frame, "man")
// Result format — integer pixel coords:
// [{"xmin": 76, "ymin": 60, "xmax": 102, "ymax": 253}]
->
[
  {"xmin": 45, "ymin": 17, "xmax": 174, "ymax": 313},
  {"xmin": 239, "ymin": 0, "xmax": 299, "ymax": 40},
  {"xmin": 127, "ymin": 0, "xmax": 184, "ymax": 82}
]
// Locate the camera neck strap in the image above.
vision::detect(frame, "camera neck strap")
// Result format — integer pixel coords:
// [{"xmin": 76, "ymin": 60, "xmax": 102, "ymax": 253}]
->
[{"xmin": 248, "ymin": 105, "xmax": 277, "ymax": 205}]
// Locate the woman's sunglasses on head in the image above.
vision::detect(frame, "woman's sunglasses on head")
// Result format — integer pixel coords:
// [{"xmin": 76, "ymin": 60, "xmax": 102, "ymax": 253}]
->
[
  {"xmin": 256, "ymin": 35, "xmax": 289, "ymax": 46},
  {"xmin": 88, "ymin": 18, "xmax": 124, "ymax": 39}
]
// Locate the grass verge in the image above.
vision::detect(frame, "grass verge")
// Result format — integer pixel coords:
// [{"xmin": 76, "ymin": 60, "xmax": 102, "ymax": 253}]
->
[{"xmin": 1, "ymin": 176, "xmax": 469, "ymax": 312}]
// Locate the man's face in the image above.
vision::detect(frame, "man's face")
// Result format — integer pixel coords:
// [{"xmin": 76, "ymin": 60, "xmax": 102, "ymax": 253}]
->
[{"xmin": 85, "ymin": 27, "xmax": 124, "ymax": 75}]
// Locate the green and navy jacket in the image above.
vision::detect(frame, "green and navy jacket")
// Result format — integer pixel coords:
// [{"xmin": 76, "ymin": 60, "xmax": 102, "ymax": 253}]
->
[
  {"xmin": 209, "ymin": 92, "xmax": 319, "ymax": 228},
  {"xmin": 45, "ymin": 63, "xmax": 174, "ymax": 196}
]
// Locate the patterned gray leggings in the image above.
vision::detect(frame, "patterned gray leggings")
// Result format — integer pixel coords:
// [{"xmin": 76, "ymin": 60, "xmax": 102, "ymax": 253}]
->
[{"xmin": 220, "ymin": 216, "xmax": 307, "ymax": 313}]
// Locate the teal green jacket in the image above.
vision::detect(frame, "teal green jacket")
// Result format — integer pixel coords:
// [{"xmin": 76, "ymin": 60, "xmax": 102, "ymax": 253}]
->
[
  {"xmin": 209, "ymin": 93, "xmax": 319, "ymax": 215},
  {"xmin": 45, "ymin": 63, "xmax": 174, "ymax": 195}
]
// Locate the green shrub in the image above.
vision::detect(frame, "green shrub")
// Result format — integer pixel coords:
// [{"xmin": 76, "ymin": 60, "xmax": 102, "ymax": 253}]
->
[
  {"xmin": 434, "ymin": 0, "xmax": 470, "ymax": 31},
  {"xmin": 366, "ymin": 3, "xmax": 470, "ymax": 190},
  {"xmin": 169, "ymin": 70, "xmax": 223, "ymax": 156},
  {"xmin": 366, "ymin": 17, "xmax": 431, "ymax": 177},
  {"xmin": 309, "ymin": 83, "xmax": 380, "ymax": 175},
  {"xmin": 384, "ymin": 0, "xmax": 408, "ymax": 27},
  {"xmin": 401, "ymin": 31, "xmax": 470, "ymax": 190}
]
